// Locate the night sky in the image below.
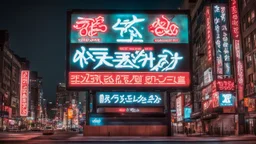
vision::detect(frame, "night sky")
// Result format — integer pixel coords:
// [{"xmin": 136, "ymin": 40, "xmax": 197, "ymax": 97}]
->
[{"xmin": 0, "ymin": 0, "xmax": 181, "ymax": 102}]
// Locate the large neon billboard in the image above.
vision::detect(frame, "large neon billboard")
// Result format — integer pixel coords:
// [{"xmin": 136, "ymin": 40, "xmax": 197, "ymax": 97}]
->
[
  {"xmin": 20, "ymin": 70, "xmax": 30, "ymax": 117},
  {"xmin": 67, "ymin": 10, "xmax": 190, "ymax": 89}
]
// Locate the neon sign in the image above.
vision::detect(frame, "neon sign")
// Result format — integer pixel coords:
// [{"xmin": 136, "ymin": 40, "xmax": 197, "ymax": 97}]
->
[
  {"xmin": 72, "ymin": 46, "xmax": 183, "ymax": 71},
  {"xmin": 20, "ymin": 70, "xmax": 30, "ymax": 117},
  {"xmin": 219, "ymin": 93, "xmax": 234, "ymax": 107},
  {"xmin": 149, "ymin": 15, "xmax": 179, "ymax": 40},
  {"xmin": 96, "ymin": 92, "xmax": 162, "ymax": 106},
  {"xmin": 212, "ymin": 4, "xmax": 232, "ymax": 79},
  {"xmin": 89, "ymin": 117, "xmax": 104, "ymax": 126},
  {"xmin": 230, "ymin": 0, "xmax": 244, "ymax": 101},
  {"xmin": 70, "ymin": 13, "xmax": 189, "ymax": 43},
  {"xmin": 112, "ymin": 15, "xmax": 145, "ymax": 43},
  {"xmin": 205, "ymin": 6, "xmax": 213, "ymax": 62},
  {"xmin": 176, "ymin": 94, "xmax": 184, "ymax": 122},
  {"xmin": 68, "ymin": 11, "xmax": 190, "ymax": 89},
  {"xmin": 184, "ymin": 107, "xmax": 191, "ymax": 119},
  {"xmin": 69, "ymin": 72, "xmax": 190, "ymax": 87},
  {"xmin": 216, "ymin": 79, "xmax": 235, "ymax": 91}
]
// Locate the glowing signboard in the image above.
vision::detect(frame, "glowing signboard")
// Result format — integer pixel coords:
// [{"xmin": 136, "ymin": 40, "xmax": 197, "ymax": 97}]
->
[
  {"xmin": 20, "ymin": 70, "xmax": 30, "ymax": 117},
  {"xmin": 68, "ymin": 45, "xmax": 190, "ymax": 88},
  {"xmin": 96, "ymin": 92, "xmax": 162, "ymax": 106},
  {"xmin": 216, "ymin": 79, "xmax": 235, "ymax": 91},
  {"xmin": 230, "ymin": 0, "xmax": 244, "ymax": 101},
  {"xmin": 219, "ymin": 93, "xmax": 234, "ymax": 107},
  {"xmin": 67, "ymin": 11, "xmax": 190, "ymax": 90},
  {"xmin": 205, "ymin": 6, "xmax": 213, "ymax": 62},
  {"xmin": 212, "ymin": 4, "xmax": 232, "ymax": 79},
  {"xmin": 70, "ymin": 13, "xmax": 189, "ymax": 43},
  {"xmin": 89, "ymin": 117, "xmax": 104, "ymax": 126},
  {"xmin": 176, "ymin": 94, "xmax": 184, "ymax": 122},
  {"xmin": 184, "ymin": 107, "xmax": 191, "ymax": 119}
]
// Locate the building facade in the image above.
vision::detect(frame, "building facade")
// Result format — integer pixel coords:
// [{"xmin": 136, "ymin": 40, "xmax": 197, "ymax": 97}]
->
[
  {"xmin": 182, "ymin": 0, "xmax": 244, "ymax": 135},
  {"xmin": 0, "ymin": 30, "xmax": 22, "ymax": 130},
  {"xmin": 240, "ymin": 0, "xmax": 256, "ymax": 135}
]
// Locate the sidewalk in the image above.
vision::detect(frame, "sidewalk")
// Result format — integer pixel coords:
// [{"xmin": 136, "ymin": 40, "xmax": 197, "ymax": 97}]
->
[{"xmin": 68, "ymin": 135, "xmax": 256, "ymax": 142}]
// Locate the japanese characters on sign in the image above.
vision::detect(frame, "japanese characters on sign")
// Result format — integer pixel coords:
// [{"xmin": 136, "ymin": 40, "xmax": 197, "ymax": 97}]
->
[
  {"xmin": 20, "ymin": 70, "xmax": 30, "ymax": 117},
  {"xmin": 184, "ymin": 107, "xmax": 191, "ymax": 119},
  {"xmin": 96, "ymin": 92, "xmax": 163, "ymax": 106},
  {"xmin": 70, "ymin": 13, "xmax": 189, "ymax": 44},
  {"xmin": 230, "ymin": 0, "xmax": 244, "ymax": 101},
  {"xmin": 69, "ymin": 72, "xmax": 190, "ymax": 87},
  {"xmin": 216, "ymin": 79, "xmax": 235, "ymax": 91},
  {"xmin": 204, "ymin": 67, "xmax": 213, "ymax": 86},
  {"xmin": 71, "ymin": 45, "xmax": 186, "ymax": 71},
  {"xmin": 212, "ymin": 4, "xmax": 232, "ymax": 79},
  {"xmin": 205, "ymin": 6, "xmax": 214, "ymax": 63},
  {"xmin": 219, "ymin": 93, "xmax": 234, "ymax": 107},
  {"xmin": 68, "ymin": 11, "xmax": 190, "ymax": 89},
  {"xmin": 176, "ymin": 94, "xmax": 184, "ymax": 122}
]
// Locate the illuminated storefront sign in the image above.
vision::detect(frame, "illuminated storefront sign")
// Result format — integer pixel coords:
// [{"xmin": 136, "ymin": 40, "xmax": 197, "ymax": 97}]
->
[
  {"xmin": 216, "ymin": 79, "xmax": 235, "ymax": 91},
  {"xmin": 96, "ymin": 92, "xmax": 162, "ymax": 106},
  {"xmin": 67, "ymin": 11, "xmax": 190, "ymax": 89},
  {"xmin": 212, "ymin": 4, "xmax": 232, "ymax": 79},
  {"xmin": 184, "ymin": 107, "xmax": 191, "ymax": 119},
  {"xmin": 176, "ymin": 94, "xmax": 184, "ymax": 122},
  {"xmin": 89, "ymin": 117, "xmax": 104, "ymax": 126},
  {"xmin": 219, "ymin": 93, "xmax": 234, "ymax": 107},
  {"xmin": 70, "ymin": 13, "xmax": 188, "ymax": 43},
  {"xmin": 97, "ymin": 107, "xmax": 163, "ymax": 113},
  {"xmin": 205, "ymin": 6, "xmax": 213, "ymax": 62},
  {"xmin": 230, "ymin": 0, "xmax": 244, "ymax": 101},
  {"xmin": 68, "ymin": 108, "xmax": 73, "ymax": 119},
  {"xmin": 20, "ymin": 70, "xmax": 30, "ymax": 117},
  {"xmin": 204, "ymin": 67, "xmax": 213, "ymax": 86}
]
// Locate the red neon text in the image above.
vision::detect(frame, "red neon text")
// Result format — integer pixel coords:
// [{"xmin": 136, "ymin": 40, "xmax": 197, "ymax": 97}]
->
[
  {"xmin": 69, "ymin": 72, "xmax": 190, "ymax": 87},
  {"xmin": 205, "ymin": 6, "xmax": 213, "ymax": 62},
  {"xmin": 73, "ymin": 16, "xmax": 107, "ymax": 37},
  {"xmin": 216, "ymin": 79, "xmax": 235, "ymax": 91},
  {"xmin": 20, "ymin": 70, "xmax": 30, "ymax": 117}
]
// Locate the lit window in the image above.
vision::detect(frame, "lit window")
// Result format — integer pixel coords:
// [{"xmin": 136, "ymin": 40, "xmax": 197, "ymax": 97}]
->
[
  {"xmin": 251, "ymin": 10, "xmax": 255, "ymax": 23},
  {"xmin": 247, "ymin": 55, "xmax": 253, "ymax": 68}
]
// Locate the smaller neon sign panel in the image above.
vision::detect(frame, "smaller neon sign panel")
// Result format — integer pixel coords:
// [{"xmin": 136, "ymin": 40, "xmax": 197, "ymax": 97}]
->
[
  {"xmin": 89, "ymin": 117, "xmax": 104, "ymax": 126},
  {"xmin": 96, "ymin": 92, "xmax": 162, "ymax": 106},
  {"xmin": 184, "ymin": 107, "xmax": 191, "ymax": 119},
  {"xmin": 219, "ymin": 93, "xmax": 234, "ymax": 107},
  {"xmin": 69, "ymin": 72, "xmax": 190, "ymax": 87},
  {"xmin": 20, "ymin": 70, "xmax": 30, "ymax": 117},
  {"xmin": 216, "ymin": 79, "xmax": 235, "ymax": 91}
]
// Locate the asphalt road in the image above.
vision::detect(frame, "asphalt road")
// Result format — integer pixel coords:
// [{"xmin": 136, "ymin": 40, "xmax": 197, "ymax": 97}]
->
[{"xmin": 0, "ymin": 131, "xmax": 256, "ymax": 144}]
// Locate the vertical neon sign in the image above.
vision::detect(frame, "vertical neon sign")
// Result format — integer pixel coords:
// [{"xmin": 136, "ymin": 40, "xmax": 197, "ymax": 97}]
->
[
  {"xmin": 20, "ymin": 70, "xmax": 30, "ymax": 116},
  {"xmin": 230, "ymin": 0, "xmax": 244, "ymax": 101},
  {"xmin": 205, "ymin": 6, "xmax": 213, "ymax": 62},
  {"xmin": 213, "ymin": 5, "xmax": 224, "ymax": 79},
  {"xmin": 212, "ymin": 4, "xmax": 231, "ymax": 79}
]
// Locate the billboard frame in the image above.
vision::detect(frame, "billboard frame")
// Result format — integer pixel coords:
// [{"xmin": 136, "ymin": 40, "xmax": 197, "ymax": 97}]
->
[{"xmin": 66, "ymin": 9, "xmax": 192, "ymax": 91}]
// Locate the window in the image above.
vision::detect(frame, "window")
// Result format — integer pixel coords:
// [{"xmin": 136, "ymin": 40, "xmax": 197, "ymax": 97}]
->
[
  {"xmin": 253, "ymin": 31, "xmax": 256, "ymax": 48},
  {"xmin": 245, "ymin": 35, "xmax": 252, "ymax": 53},
  {"xmin": 254, "ymin": 53, "xmax": 256, "ymax": 72},
  {"xmin": 247, "ymin": 55, "xmax": 253, "ymax": 68},
  {"xmin": 249, "ymin": 73, "xmax": 254, "ymax": 83},
  {"xmin": 251, "ymin": 10, "xmax": 255, "ymax": 24}
]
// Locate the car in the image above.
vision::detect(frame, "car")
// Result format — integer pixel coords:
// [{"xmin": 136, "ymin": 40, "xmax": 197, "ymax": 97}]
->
[
  {"xmin": 31, "ymin": 127, "xmax": 41, "ymax": 131},
  {"xmin": 7, "ymin": 127, "xmax": 19, "ymax": 132},
  {"xmin": 42, "ymin": 126, "xmax": 54, "ymax": 135}
]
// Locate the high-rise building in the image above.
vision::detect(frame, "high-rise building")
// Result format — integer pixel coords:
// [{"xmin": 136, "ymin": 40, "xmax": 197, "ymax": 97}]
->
[
  {"xmin": 0, "ymin": 30, "xmax": 22, "ymax": 130},
  {"xmin": 239, "ymin": 0, "xmax": 256, "ymax": 135},
  {"xmin": 182, "ymin": 0, "xmax": 243, "ymax": 135}
]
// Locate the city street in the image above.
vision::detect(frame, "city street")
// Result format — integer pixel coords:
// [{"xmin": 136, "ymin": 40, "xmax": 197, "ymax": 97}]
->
[{"xmin": 1, "ymin": 131, "xmax": 256, "ymax": 144}]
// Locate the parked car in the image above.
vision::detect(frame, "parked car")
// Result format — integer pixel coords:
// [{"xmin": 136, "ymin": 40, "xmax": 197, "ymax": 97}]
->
[{"xmin": 42, "ymin": 126, "xmax": 54, "ymax": 135}]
